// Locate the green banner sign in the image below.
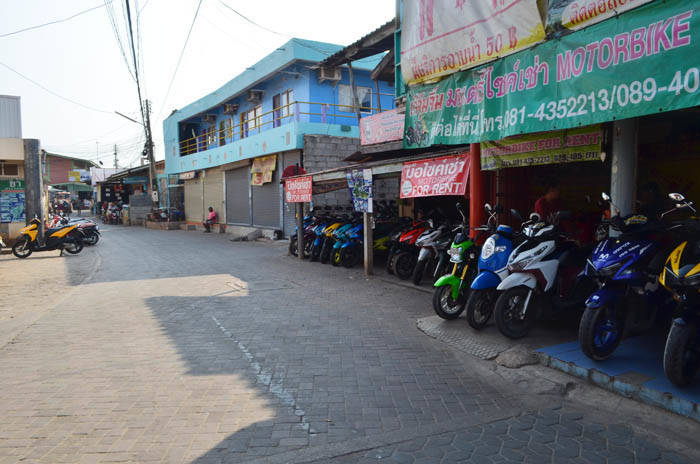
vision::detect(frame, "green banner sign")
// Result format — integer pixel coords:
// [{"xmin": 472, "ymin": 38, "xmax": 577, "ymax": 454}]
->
[
  {"xmin": 404, "ymin": 0, "xmax": 699, "ymax": 148},
  {"xmin": 0, "ymin": 179, "xmax": 24, "ymax": 192},
  {"xmin": 481, "ymin": 124, "xmax": 602, "ymax": 170}
]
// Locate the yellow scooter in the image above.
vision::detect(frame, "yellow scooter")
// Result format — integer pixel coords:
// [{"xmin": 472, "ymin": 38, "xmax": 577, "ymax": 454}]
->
[{"xmin": 12, "ymin": 217, "xmax": 84, "ymax": 258}]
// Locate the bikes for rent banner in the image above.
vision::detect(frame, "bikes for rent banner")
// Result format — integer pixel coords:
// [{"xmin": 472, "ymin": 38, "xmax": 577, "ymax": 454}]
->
[
  {"xmin": 400, "ymin": 154, "xmax": 470, "ymax": 199},
  {"xmin": 480, "ymin": 124, "xmax": 602, "ymax": 170},
  {"xmin": 546, "ymin": 0, "xmax": 654, "ymax": 35},
  {"xmin": 284, "ymin": 176, "xmax": 312, "ymax": 203},
  {"xmin": 404, "ymin": 0, "xmax": 700, "ymax": 148},
  {"xmin": 401, "ymin": 0, "xmax": 546, "ymax": 86},
  {"xmin": 346, "ymin": 169, "xmax": 373, "ymax": 213}
]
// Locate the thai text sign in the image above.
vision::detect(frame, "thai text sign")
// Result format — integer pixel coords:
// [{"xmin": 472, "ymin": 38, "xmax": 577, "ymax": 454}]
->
[
  {"xmin": 401, "ymin": 0, "xmax": 545, "ymax": 86},
  {"xmin": 285, "ymin": 176, "xmax": 312, "ymax": 203},
  {"xmin": 400, "ymin": 154, "xmax": 470, "ymax": 199},
  {"xmin": 360, "ymin": 109, "xmax": 405, "ymax": 145},
  {"xmin": 251, "ymin": 154, "xmax": 277, "ymax": 186},
  {"xmin": 481, "ymin": 125, "xmax": 602, "ymax": 170},
  {"xmin": 547, "ymin": 0, "xmax": 653, "ymax": 34},
  {"xmin": 404, "ymin": 0, "xmax": 699, "ymax": 147}
]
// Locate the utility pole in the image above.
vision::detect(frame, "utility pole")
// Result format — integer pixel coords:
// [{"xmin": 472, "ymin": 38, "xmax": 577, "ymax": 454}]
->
[
  {"xmin": 124, "ymin": 0, "xmax": 159, "ymax": 208},
  {"xmin": 113, "ymin": 144, "xmax": 118, "ymax": 169}
]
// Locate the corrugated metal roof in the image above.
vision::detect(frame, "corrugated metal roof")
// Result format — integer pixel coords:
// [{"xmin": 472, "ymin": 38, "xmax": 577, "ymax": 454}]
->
[
  {"xmin": 0, "ymin": 95, "xmax": 22, "ymax": 138},
  {"xmin": 319, "ymin": 20, "xmax": 396, "ymax": 68}
]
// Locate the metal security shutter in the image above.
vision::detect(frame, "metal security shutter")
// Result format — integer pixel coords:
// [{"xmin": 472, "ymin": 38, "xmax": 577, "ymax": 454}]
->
[
  {"xmin": 251, "ymin": 157, "xmax": 281, "ymax": 228},
  {"xmin": 225, "ymin": 167, "xmax": 250, "ymax": 224},
  {"xmin": 203, "ymin": 168, "xmax": 224, "ymax": 221},
  {"xmin": 184, "ymin": 178, "xmax": 203, "ymax": 222},
  {"xmin": 281, "ymin": 151, "xmax": 301, "ymax": 237}
]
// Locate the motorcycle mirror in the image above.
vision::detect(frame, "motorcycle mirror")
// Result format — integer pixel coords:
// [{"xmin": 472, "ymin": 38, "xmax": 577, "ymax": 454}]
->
[
  {"xmin": 669, "ymin": 192, "xmax": 685, "ymax": 202},
  {"xmin": 428, "ymin": 219, "xmax": 434, "ymax": 228},
  {"xmin": 484, "ymin": 203, "xmax": 491, "ymax": 213},
  {"xmin": 455, "ymin": 202, "xmax": 462, "ymax": 210},
  {"xmin": 530, "ymin": 212, "xmax": 541, "ymax": 222},
  {"xmin": 601, "ymin": 192, "xmax": 610, "ymax": 201},
  {"xmin": 584, "ymin": 195, "xmax": 591, "ymax": 204},
  {"xmin": 510, "ymin": 209, "xmax": 523, "ymax": 221}
]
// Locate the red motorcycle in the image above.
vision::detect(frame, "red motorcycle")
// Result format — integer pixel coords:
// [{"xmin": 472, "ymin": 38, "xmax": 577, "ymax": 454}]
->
[{"xmin": 389, "ymin": 220, "xmax": 428, "ymax": 280}]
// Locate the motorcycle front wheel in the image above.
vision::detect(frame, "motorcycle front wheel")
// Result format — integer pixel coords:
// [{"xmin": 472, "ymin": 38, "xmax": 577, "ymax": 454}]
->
[
  {"xmin": 341, "ymin": 246, "xmax": 361, "ymax": 268},
  {"xmin": 331, "ymin": 248, "xmax": 342, "ymax": 267},
  {"xmin": 578, "ymin": 305, "xmax": 625, "ymax": 361},
  {"xmin": 466, "ymin": 289, "xmax": 496, "ymax": 330},
  {"xmin": 320, "ymin": 238, "xmax": 334, "ymax": 264},
  {"xmin": 12, "ymin": 238, "xmax": 32, "ymax": 259},
  {"xmin": 288, "ymin": 236, "xmax": 299, "ymax": 257},
  {"xmin": 432, "ymin": 285, "xmax": 466, "ymax": 319},
  {"xmin": 392, "ymin": 251, "xmax": 416, "ymax": 280},
  {"xmin": 494, "ymin": 286, "xmax": 535, "ymax": 339},
  {"xmin": 664, "ymin": 322, "xmax": 700, "ymax": 387},
  {"xmin": 412, "ymin": 258, "xmax": 428, "ymax": 285},
  {"xmin": 83, "ymin": 230, "xmax": 99, "ymax": 246}
]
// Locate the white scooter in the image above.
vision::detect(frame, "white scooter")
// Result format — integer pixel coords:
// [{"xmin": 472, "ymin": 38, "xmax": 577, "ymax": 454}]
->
[{"xmin": 493, "ymin": 210, "xmax": 593, "ymax": 339}]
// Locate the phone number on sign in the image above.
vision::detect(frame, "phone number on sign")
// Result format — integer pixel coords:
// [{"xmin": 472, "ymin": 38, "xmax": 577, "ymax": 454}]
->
[{"xmin": 528, "ymin": 68, "xmax": 699, "ymax": 122}]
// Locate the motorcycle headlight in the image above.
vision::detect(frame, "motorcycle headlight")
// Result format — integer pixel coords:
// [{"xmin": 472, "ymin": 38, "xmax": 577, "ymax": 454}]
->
[
  {"xmin": 447, "ymin": 247, "xmax": 463, "ymax": 262},
  {"xmin": 597, "ymin": 261, "xmax": 623, "ymax": 277},
  {"xmin": 481, "ymin": 237, "xmax": 495, "ymax": 260}
]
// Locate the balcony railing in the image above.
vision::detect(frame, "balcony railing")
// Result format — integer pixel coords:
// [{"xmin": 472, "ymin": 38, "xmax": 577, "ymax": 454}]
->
[{"xmin": 179, "ymin": 98, "xmax": 396, "ymax": 156}]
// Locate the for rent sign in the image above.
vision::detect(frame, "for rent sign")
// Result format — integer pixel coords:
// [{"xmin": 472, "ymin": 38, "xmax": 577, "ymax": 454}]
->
[
  {"xmin": 400, "ymin": 154, "xmax": 470, "ymax": 199},
  {"xmin": 284, "ymin": 176, "xmax": 312, "ymax": 203}
]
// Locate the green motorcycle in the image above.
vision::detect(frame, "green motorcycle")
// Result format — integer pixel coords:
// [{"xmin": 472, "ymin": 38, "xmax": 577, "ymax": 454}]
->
[{"xmin": 432, "ymin": 203, "xmax": 483, "ymax": 319}]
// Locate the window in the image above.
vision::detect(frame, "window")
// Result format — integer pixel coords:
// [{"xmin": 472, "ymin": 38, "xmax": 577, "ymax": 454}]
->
[
  {"xmin": 0, "ymin": 163, "xmax": 18, "ymax": 176},
  {"xmin": 241, "ymin": 106, "xmax": 262, "ymax": 138},
  {"xmin": 207, "ymin": 125, "xmax": 217, "ymax": 147},
  {"xmin": 226, "ymin": 118, "xmax": 233, "ymax": 139},
  {"xmin": 273, "ymin": 89, "xmax": 294, "ymax": 127},
  {"xmin": 219, "ymin": 121, "xmax": 226, "ymax": 146},
  {"xmin": 339, "ymin": 84, "xmax": 372, "ymax": 113}
]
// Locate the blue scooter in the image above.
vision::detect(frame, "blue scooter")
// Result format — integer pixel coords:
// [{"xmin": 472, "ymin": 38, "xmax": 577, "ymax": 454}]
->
[
  {"xmin": 578, "ymin": 192, "xmax": 675, "ymax": 361},
  {"xmin": 339, "ymin": 223, "xmax": 364, "ymax": 268},
  {"xmin": 465, "ymin": 204, "xmax": 517, "ymax": 329}
]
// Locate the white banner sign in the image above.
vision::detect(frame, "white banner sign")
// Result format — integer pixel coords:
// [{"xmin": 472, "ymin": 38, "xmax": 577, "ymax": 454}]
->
[{"xmin": 401, "ymin": 0, "xmax": 545, "ymax": 86}]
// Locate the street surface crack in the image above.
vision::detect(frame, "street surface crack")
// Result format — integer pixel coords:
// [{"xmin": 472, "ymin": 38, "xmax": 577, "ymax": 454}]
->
[{"xmin": 211, "ymin": 315, "xmax": 314, "ymax": 434}]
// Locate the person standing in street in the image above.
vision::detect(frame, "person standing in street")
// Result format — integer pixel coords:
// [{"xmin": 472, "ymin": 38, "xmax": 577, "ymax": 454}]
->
[{"xmin": 204, "ymin": 206, "xmax": 217, "ymax": 233}]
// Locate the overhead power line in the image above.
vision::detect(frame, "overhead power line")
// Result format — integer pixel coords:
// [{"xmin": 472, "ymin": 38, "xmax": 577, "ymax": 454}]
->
[
  {"xmin": 218, "ymin": 0, "xmax": 285, "ymax": 37},
  {"xmin": 157, "ymin": 0, "xmax": 204, "ymax": 118},
  {"xmin": 0, "ymin": 60, "xmax": 113, "ymax": 114},
  {"xmin": 0, "ymin": 1, "xmax": 111, "ymax": 38}
]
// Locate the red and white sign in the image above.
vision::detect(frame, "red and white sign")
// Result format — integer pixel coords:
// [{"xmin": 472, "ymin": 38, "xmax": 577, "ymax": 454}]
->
[
  {"xmin": 360, "ymin": 109, "xmax": 405, "ymax": 145},
  {"xmin": 284, "ymin": 176, "xmax": 312, "ymax": 203},
  {"xmin": 400, "ymin": 154, "xmax": 470, "ymax": 199}
]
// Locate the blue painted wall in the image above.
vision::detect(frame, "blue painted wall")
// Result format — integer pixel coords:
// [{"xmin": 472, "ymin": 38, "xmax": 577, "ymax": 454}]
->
[{"xmin": 163, "ymin": 38, "xmax": 394, "ymax": 176}]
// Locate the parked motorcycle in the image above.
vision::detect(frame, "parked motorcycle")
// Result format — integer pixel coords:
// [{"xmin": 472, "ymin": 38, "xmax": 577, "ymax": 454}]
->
[
  {"xmin": 494, "ymin": 210, "xmax": 595, "ymax": 339},
  {"xmin": 432, "ymin": 203, "xmax": 481, "ymax": 320},
  {"xmin": 465, "ymin": 204, "xmax": 518, "ymax": 330},
  {"xmin": 12, "ymin": 217, "xmax": 84, "ymax": 258},
  {"xmin": 660, "ymin": 194, "xmax": 700, "ymax": 386},
  {"xmin": 50, "ymin": 214, "xmax": 101, "ymax": 246},
  {"xmin": 391, "ymin": 220, "xmax": 428, "ymax": 280},
  {"xmin": 578, "ymin": 192, "xmax": 680, "ymax": 361},
  {"xmin": 288, "ymin": 214, "xmax": 314, "ymax": 257},
  {"xmin": 412, "ymin": 219, "xmax": 452, "ymax": 285}
]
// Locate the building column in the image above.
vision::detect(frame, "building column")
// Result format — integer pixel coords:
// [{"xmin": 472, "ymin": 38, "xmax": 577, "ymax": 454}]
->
[
  {"xmin": 610, "ymin": 119, "xmax": 638, "ymax": 217},
  {"xmin": 469, "ymin": 143, "xmax": 485, "ymax": 236},
  {"xmin": 23, "ymin": 139, "xmax": 44, "ymax": 241}
]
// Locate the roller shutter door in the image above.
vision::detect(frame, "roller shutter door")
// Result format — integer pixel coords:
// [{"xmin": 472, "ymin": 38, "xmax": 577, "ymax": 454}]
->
[
  {"xmin": 225, "ymin": 167, "xmax": 250, "ymax": 224},
  {"xmin": 281, "ymin": 151, "xmax": 301, "ymax": 237},
  {"xmin": 203, "ymin": 168, "xmax": 224, "ymax": 221},
  {"xmin": 184, "ymin": 178, "xmax": 203, "ymax": 222},
  {"xmin": 251, "ymin": 157, "xmax": 281, "ymax": 228}
]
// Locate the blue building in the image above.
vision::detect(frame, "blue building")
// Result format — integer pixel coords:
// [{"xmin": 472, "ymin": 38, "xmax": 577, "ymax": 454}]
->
[{"xmin": 163, "ymin": 38, "xmax": 394, "ymax": 237}]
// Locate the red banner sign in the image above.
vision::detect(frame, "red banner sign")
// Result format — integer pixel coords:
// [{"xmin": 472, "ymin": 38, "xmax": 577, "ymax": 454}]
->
[
  {"xmin": 360, "ymin": 109, "xmax": 405, "ymax": 145},
  {"xmin": 400, "ymin": 154, "xmax": 470, "ymax": 198},
  {"xmin": 284, "ymin": 176, "xmax": 312, "ymax": 203}
]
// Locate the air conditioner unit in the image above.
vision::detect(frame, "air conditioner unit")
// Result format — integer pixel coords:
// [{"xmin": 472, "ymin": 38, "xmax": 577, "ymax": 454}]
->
[
  {"xmin": 318, "ymin": 67, "xmax": 341, "ymax": 83},
  {"xmin": 223, "ymin": 103, "xmax": 239, "ymax": 115},
  {"xmin": 203, "ymin": 114, "xmax": 216, "ymax": 123},
  {"xmin": 247, "ymin": 90, "xmax": 264, "ymax": 104}
]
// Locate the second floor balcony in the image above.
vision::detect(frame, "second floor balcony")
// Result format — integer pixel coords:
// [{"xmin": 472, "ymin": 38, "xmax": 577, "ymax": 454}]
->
[{"xmin": 178, "ymin": 99, "xmax": 395, "ymax": 156}]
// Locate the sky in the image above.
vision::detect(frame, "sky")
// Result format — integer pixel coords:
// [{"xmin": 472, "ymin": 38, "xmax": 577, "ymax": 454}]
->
[{"xmin": 0, "ymin": 0, "xmax": 395, "ymax": 168}]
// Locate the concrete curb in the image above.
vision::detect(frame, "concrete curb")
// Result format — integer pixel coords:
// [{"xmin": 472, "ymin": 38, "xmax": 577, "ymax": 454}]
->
[
  {"xmin": 537, "ymin": 351, "xmax": 700, "ymax": 423},
  {"xmin": 241, "ymin": 407, "xmax": 515, "ymax": 464}
]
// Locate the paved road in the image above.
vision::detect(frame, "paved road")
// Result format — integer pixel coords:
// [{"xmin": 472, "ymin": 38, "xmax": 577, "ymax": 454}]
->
[{"xmin": 0, "ymin": 225, "xmax": 696, "ymax": 463}]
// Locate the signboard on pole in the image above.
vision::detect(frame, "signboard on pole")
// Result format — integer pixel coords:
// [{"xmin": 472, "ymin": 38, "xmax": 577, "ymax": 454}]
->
[
  {"xmin": 401, "ymin": 0, "xmax": 545, "ymax": 86},
  {"xmin": 400, "ymin": 154, "xmax": 470, "ymax": 199},
  {"xmin": 346, "ymin": 169, "xmax": 373, "ymax": 213},
  {"xmin": 404, "ymin": 0, "xmax": 699, "ymax": 147},
  {"xmin": 480, "ymin": 124, "xmax": 602, "ymax": 170},
  {"xmin": 360, "ymin": 109, "xmax": 405, "ymax": 145},
  {"xmin": 284, "ymin": 176, "xmax": 312, "ymax": 203}
]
